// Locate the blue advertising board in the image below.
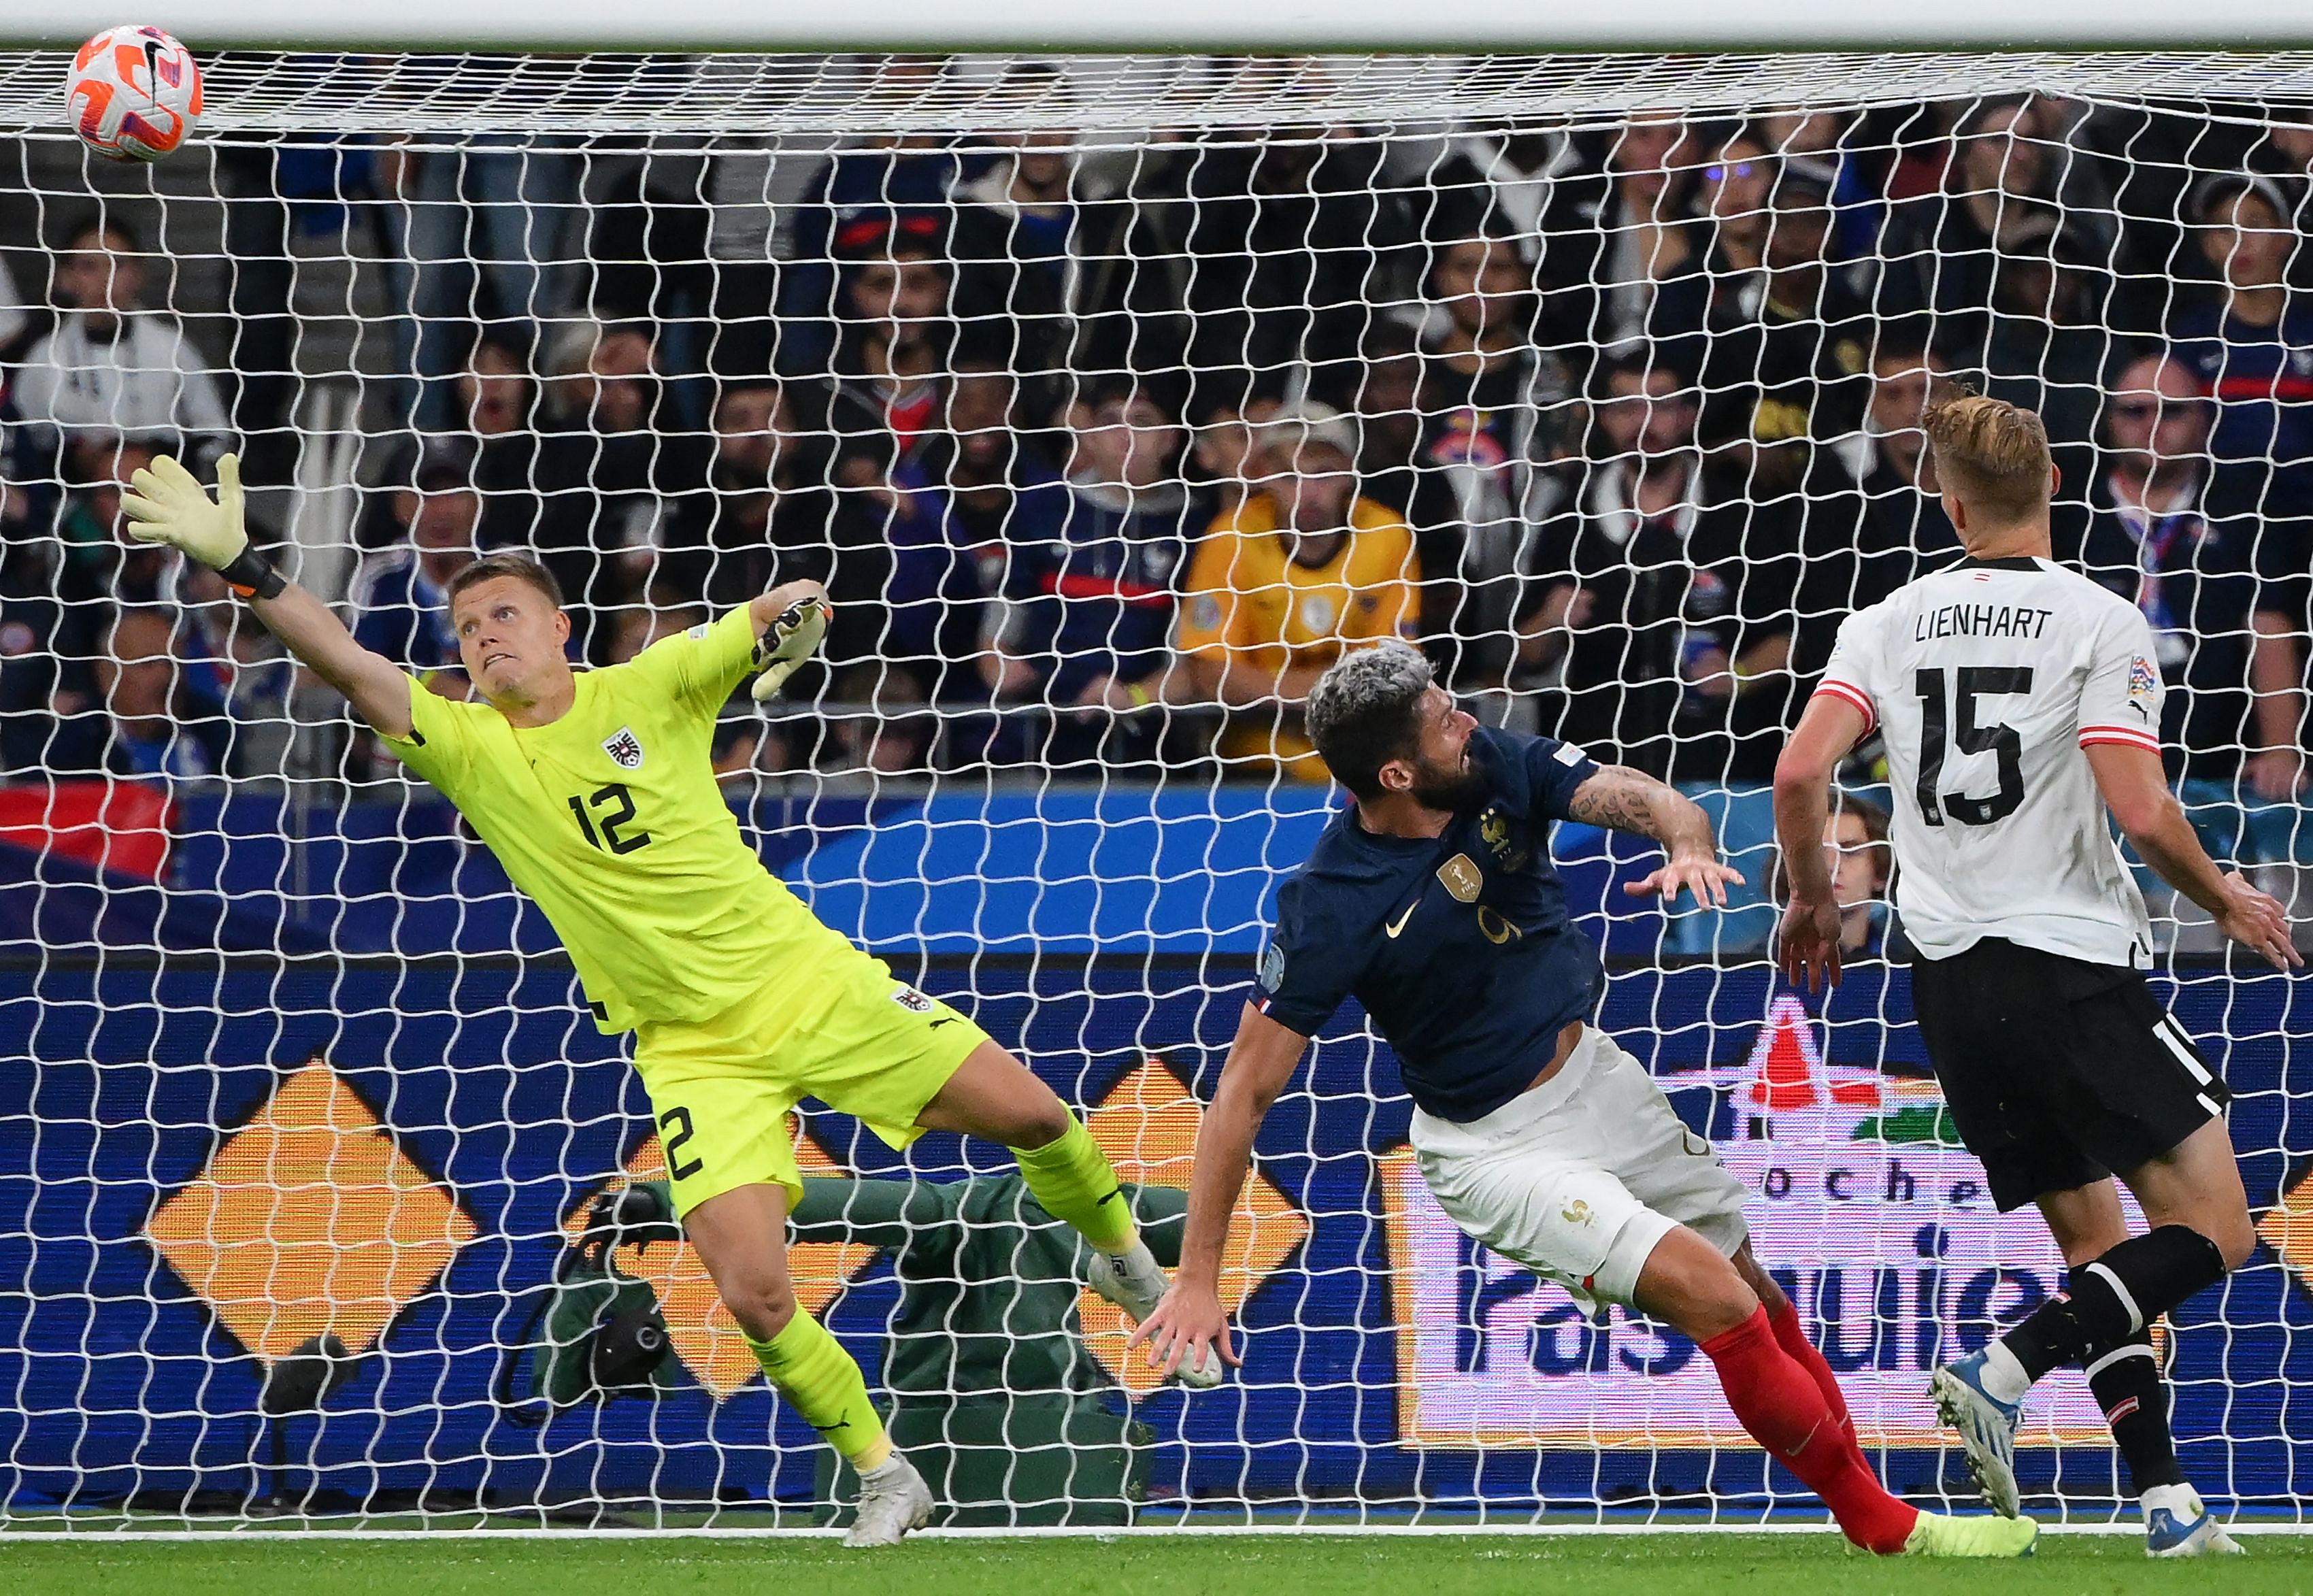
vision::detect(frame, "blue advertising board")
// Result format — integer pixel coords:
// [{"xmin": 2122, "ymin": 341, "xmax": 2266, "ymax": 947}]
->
[{"xmin": 4, "ymin": 954, "xmax": 2311, "ymax": 1521}]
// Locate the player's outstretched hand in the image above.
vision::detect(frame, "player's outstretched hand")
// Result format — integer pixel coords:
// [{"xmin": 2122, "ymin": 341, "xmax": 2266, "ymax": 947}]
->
[
  {"xmin": 750, "ymin": 592, "xmax": 832, "ymax": 702},
  {"xmin": 2213, "ymin": 869, "xmax": 2301, "ymax": 971},
  {"xmin": 1623, "ymin": 856, "xmax": 1744, "ymax": 910},
  {"xmin": 1778, "ymin": 894, "xmax": 1845, "ymax": 993},
  {"xmin": 119, "ymin": 452, "xmax": 248, "ymax": 569},
  {"xmin": 1127, "ymin": 1281, "xmax": 1238, "ymax": 1380}
]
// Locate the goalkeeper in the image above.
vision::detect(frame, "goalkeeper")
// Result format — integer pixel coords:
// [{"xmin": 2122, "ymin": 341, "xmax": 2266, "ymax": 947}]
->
[{"xmin": 120, "ymin": 454, "xmax": 1201, "ymax": 1547}]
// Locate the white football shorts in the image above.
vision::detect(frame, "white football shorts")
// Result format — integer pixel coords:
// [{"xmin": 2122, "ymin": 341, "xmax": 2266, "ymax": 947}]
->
[{"xmin": 1409, "ymin": 1024, "xmax": 1750, "ymax": 1309}]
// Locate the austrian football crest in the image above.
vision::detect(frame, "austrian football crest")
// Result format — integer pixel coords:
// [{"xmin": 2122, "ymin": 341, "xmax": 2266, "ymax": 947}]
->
[
  {"xmin": 891, "ymin": 986, "xmax": 935, "ymax": 1014},
  {"xmin": 602, "ymin": 727, "xmax": 645, "ymax": 770}
]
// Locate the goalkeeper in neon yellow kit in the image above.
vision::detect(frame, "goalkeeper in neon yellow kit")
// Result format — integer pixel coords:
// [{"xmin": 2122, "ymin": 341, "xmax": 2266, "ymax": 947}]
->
[{"xmin": 120, "ymin": 454, "xmax": 1214, "ymax": 1546}]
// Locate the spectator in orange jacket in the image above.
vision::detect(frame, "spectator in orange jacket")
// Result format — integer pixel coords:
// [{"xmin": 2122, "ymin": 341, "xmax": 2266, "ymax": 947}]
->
[{"xmin": 1176, "ymin": 401, "xmax": 1422, "ymax": 780}]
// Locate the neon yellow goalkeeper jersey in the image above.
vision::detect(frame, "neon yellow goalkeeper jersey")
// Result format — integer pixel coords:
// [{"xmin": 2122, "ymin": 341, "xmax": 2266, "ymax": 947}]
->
[{"xmin": 382, "ymin": 607, "xmax": 853, "ymax": 1033}]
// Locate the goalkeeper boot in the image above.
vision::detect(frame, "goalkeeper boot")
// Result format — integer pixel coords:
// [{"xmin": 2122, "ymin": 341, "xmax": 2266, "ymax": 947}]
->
[
  {"xmin": 844, "ymin": 1452, "xmax": 933, "ymax": 1548},
  {"xmin": 1088, "ymin": 1242, "xmax": 1222, "ymax": 1389},
  {"xmin": 1901, "ymin": 1510, "xmax": 2040, "ymax": 1558},
  {"xmin": 1931, "ymin": 1349, "xmax": 2025, "ymax": 1518},
  {"xmin": 2144, "ymin": 1484, "xmax": 2244, "ymax": 1557}
]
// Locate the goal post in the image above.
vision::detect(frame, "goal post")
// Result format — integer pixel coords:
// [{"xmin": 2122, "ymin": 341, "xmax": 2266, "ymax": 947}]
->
[{"xmin": 1, "ymin": 35, "xmax": 2312, "ymax": 1535}]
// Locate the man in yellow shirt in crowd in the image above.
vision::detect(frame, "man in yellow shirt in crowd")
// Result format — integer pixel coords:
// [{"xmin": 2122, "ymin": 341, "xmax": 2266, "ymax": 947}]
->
[
  {"xmin": 1176, "ymin": 403, "xmax": 1422, "ymax": 780},
  {"xmin": 117, "ymin": 453, "xmax": 1208, "ymax": 1548}
]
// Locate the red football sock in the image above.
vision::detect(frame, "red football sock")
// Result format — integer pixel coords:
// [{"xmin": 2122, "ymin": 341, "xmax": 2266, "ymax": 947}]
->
[
  {"xmin": 1702, "ymin": 1306, "xmax": 1918, "ymax": 1555},
  {"xmin": 1768, "ymin": 1295, "xmax": 1859, "ymax": 1448}
]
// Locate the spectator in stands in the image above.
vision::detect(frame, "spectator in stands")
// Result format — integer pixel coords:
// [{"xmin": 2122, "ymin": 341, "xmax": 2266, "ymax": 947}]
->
[
  {"xmin": 1699, "ymin": 162, "xmax": 1875, "ymax": 449},
  {"xmin": 386, "ymin": 135, "xmax": 579, "ymax": 433},
  {"xmin": 51, "ymin": 437, "xmax": 167, "ymax": 612},
  {"xmin": 1181, "ymin": 126, "xmax": 1412, "ymax": 416},
  {"xmin": 97, "ymin": 605, "xmax": 219, "ymax": 779},
  {"xmin": 11, "ymin": 217, "xmax": 229, "ymax": 475},
  {"xmin": 458, "ymin": 335, "xmax": 547, "ymax": 553},
  {"xmin": 1881, "ymin": 99, "xmax": 2066, "ymax": 359},
  {"xmin": 1695, "ymin": 130, "xmax": 1774, "ymax": 330},
  {"xmin": 1405, "ymin": 234, "xmax": 1577, "ymax": 699},
  {"xmin": 172, "ymin": 559, "xmax": 296, "ymax": 778},
  {"xmin": 1848, "ymin": 342, "xmax": 1963, "ymax": 603},
  {"xmin": 1520, "ymin": 353, "xmax": 1725, "ymax": 778},
  {"xmin": 0, "ymin": 456, "xmax": 102, "ymax": 774},
  {"xmin": 0, "ymin": 254, "xmax": 31, "ymax": 364},
  {"xmin": 1756, "ymin": 106, "xmax": 1884, "ymax": 259},
  {"xmin": 661, "ymin": 380, "xmax": 848, "ymax": 614},
  {"xmin": 937, "ymin": 362, "xmax": 1068, "ymax": 566},
  {"xmin": 1774, "ymin": 793, "xmax": 1899, "ymax": 961},
  {"xmin": 1351, "ymin": 325, "xmax": 1425, "ymax": 517},
  {"xmin": 346, "ymin": 465, "xmax": 478, "ymax": 677},
  {"xmin": 534, "ymin": 319, "xmax": 710, "ymax": 656},
  {"xmin": 1189, "ymin": 397, "xmax": 1280, "ymax": 525},
  {"xmin": 2069, "ymin": 354, "xmax": 2308, "ymax": 859},
  {"xmin": 1542, "ymin": 113, "xmax": 1710, "ymax": 374},
  {"xmin": 980, "ymin": 385, "xmax": 1198, "ymax": 767},
  {"xmin": 1175, "ymin": 406, "xmax": 1421, "ymax": 780},
  {"xmin": 810, "ymin": 241, "xmax": 955, "ymax": 508},
  {"xmin": 778, "ymin": 62, "xmax": 966, "ymax": 378},
  {"xmin": 1972, "ymin": 221, "xmax": 2114, "ymax": 470},
  {"xmin": 2170, "ymin": 173, "xmax": 2313, "ymax": 505}
]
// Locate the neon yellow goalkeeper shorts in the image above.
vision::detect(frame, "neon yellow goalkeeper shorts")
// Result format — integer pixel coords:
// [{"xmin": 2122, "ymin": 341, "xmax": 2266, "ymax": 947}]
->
[{"xmin": 630, "ymin": 954, "xmax": 988, "ymax": 1217}]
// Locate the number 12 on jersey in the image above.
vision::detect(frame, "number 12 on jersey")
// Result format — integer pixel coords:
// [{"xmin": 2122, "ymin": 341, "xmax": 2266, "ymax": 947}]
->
[
  {"xmin": 1914, "ymin": 666, "xmax": 2032, "ymax": 827},
  {"xmin": 567, "ymin": 782, "xmax": 652, "ymax": 854}
]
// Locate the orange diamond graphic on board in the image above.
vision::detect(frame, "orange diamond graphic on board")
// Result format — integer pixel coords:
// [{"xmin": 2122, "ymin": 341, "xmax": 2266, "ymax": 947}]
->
[
  {"xmin": 2259, "ymin": 1164, "xmax": 2313, "ymax": 1294},
  {"xmin": 1076, "ymin": 1057, "xmax": 1308, "ymax": 1395},
  {"xmin": 146, "ymin": 1060, "xmax": 477, "ymax": 1361},
  {"xmin": 574, "ymin": 1120, "xmax": 875, "ymax": 1400}
]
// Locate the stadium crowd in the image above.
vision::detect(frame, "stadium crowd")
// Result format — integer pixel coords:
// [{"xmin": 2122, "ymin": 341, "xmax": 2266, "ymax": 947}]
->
[{"xmin": 1, "ymin": 80, "xmax": 2311, "ymax": 933}]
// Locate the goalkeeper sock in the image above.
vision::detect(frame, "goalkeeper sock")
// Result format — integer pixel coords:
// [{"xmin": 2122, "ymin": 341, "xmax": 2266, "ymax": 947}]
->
[
  {"xmin": 1768, "ymin": 1295, "xmax": 1859, "ymax": 1449},
  {"xmin": 1012, "ymin": 1115, "xmax": 1137, "ymax": 1256},
  {"xmin": 2086, "ymin": 1333, "xmax": 2185, "ymax": 1495},
  {"xmin": 748, "ymin": 1313, "xmax": 891, "ymax": 1472},
  {"xmin": 2000, "ymin": 1227, "xmax": 2228, "ymax": 1385},
  {"xmin": 1702, "ymin": 1307, "xmax": 1916, "ymax": 1555}
]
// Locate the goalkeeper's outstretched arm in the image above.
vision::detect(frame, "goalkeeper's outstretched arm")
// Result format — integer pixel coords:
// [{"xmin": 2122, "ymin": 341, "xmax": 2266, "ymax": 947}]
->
[
  {"xmin": 120, "ymin": 452, "xmax": 416, "ymax": 738},
  {"xmin": 1127, "ymin": 1000, "xmax": 1308, "ymax": 1378}
]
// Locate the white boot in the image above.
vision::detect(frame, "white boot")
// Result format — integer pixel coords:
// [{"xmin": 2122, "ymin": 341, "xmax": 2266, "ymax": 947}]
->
[
  {"xmin": 844, "ymin": 1452, "xmax": 933, "ymax": 1548},
  {"xmin": 1088, "ymin": 1240, "xmax": 1222, "ymax": 1389}
]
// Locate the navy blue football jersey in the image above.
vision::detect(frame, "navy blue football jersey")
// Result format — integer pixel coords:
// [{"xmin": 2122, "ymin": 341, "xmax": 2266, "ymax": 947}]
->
[{"xmin": 1253, "ymin": 725, "xmax": 1605, "ymax": 1122}]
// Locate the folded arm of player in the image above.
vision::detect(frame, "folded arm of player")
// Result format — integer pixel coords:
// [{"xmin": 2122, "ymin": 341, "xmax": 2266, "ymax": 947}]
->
[
  {"xmin": 1127, "ymin": 1000, "xmax": 1308, "ymax": 1380},
  {"xmin": 2088, "ymin": 742, "xmax": 2300, "ymax": 971},
  {"xmin": 1566, "ymin": 761, "xmax": 1746, "ymax": 910},
  {"xmin": 1771, "ymin": 693, "xmax": 1869, "ymax": 993},
  {"xmin": 120, "ymin": 452, "xmax": 416, "ymax": 739},
  {"xmin": 746, "ymin": 582, "xmax": 832, "ymax": 701}
]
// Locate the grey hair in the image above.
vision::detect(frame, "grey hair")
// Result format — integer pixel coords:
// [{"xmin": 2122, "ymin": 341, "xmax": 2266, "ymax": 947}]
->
[{"xmin": 1305, "ymin": 642, "xmax": 1435, "ymax": 797}]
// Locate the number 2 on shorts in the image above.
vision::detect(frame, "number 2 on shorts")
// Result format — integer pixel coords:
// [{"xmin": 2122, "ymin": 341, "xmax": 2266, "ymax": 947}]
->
[{"xmin": 659, "ymin": 1104, "xmax": 703, "ymax": 1180}]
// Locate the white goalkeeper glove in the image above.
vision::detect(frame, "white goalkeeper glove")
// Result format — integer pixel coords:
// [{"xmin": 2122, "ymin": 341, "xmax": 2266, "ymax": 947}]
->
[
  {"xmin": 750, "ymin": 596, "xmax": 831, "ymax": 702},
  {"xmin": 119, "ymin": 452, "xmax": 284, "ymax": 599}
]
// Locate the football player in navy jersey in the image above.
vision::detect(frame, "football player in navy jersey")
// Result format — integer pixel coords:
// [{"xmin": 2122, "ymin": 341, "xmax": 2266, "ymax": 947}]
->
[{"xmin": 1128, "ymin": 642, "xmax": 2036, "ymax": 1558}]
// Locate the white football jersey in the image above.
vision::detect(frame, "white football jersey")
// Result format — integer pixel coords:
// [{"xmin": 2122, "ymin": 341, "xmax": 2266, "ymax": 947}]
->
[{"xmin": 1814, "ymin": 554, "xmax": 2163, "ymax": 967}]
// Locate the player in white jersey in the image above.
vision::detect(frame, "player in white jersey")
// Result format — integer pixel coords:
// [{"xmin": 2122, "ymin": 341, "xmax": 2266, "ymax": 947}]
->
[{"xmin": 1774, "ymin": 393, "xmax": 2298, "ymax": 1557}]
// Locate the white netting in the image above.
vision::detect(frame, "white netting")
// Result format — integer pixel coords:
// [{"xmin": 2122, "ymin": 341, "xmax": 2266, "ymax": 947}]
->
[{"xmin": 2, "ymin": 50, "xmax": 2310, "ymax": 1533}]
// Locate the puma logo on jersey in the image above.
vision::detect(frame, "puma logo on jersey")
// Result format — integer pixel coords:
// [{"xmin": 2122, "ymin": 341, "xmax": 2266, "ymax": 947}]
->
[
  {"xmin": 1384, "ymin": 901, "xmax": 1418, "ymax": 938},
  {"xmin": 601, "ymin": 727, "xmax": 644, "ymax": 770}
]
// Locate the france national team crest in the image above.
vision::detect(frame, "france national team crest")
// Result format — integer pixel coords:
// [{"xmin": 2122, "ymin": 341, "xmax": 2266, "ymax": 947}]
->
[{"xmin": 602, "ymin": 727, "xmax": 645, "ymax": 770}]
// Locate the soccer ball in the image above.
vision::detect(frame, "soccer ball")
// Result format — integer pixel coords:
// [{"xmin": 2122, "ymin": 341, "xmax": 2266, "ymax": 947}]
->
[{"xmin": 65, "ymin": 25, "xmax": 202, "ymax": 163}]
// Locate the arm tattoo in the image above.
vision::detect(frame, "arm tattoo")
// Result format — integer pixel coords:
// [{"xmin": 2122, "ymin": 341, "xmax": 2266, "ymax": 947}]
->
[{"xmin": 1567, "ymin": 765, "xmax": 1716, "ymax": 855}]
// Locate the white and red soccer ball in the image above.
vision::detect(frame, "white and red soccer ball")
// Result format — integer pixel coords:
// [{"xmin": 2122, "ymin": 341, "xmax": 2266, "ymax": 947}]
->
[{"xmin": 65, "ymin": 25, "xmax": 202, "ymax": 163}]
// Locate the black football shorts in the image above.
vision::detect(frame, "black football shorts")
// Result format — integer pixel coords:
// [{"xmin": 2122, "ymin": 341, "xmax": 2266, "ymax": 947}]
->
[{"xmin": 1908, "ymin": 936, "xmax": 2229, "ymax": 1212}]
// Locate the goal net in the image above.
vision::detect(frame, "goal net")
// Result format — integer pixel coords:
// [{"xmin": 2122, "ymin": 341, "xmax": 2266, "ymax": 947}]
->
[{"xmin": 2, "ymin": 47, "xmax": 2311, "ymax": 1533}]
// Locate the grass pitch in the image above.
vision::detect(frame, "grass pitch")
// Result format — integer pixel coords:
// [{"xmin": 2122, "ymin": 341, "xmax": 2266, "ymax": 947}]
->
[{"xmin": 7, "ymin": 1532, "xmax": 2313, "ymax": 1596}]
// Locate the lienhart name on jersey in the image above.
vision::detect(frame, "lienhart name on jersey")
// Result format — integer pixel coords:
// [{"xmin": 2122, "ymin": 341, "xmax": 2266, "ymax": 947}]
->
[{"xmin": 1912, "ymin": 601, "xmax": 2056, "ymax": 644}]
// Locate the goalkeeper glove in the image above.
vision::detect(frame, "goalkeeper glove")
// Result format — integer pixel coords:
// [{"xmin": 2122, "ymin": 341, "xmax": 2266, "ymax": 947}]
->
[
  {"xmin": 118, "ymin": 452, "xmax": 284, "ymax": 599},
  {"xmin": 750, "ymin": 597, "xmax": 831, "ymax": 701}
]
